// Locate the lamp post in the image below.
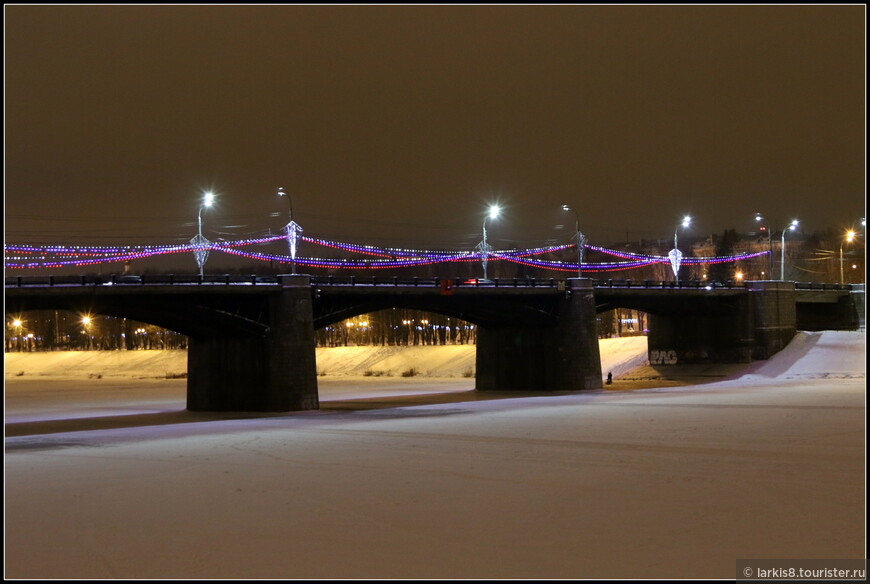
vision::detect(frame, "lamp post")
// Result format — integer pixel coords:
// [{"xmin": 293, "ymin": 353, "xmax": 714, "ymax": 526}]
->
[
  {"xmin": 191, "ymin": 191, "xmax": 214, "ymax": 277},
  {"xmin": 780, "ymin": 219, "xmax": 799, "ymax": 281},
  {"xmin": 277, "ymin": 187, "xmax": 303, "ymax": 274},
  {"xmin": 840, "ymin": 230, "xmax": 856, "ymax": 284},
  {"xmin": 755, "ymin": 212, "xmax": 773, "ymax": 278},
  {"xmin": 81, "ymin": 315, "xmax": 93, "ymax": 351},
  {"xmin": 11, "ymin": 319, "xmax": 23, "ymax": 352},
  {"xmin": 561, "ymin": 204, "xmax": 585, "ymax": 277},
  {"xmin": 477, "ymin": 205, "xmax": 500, "ymax": 280},
  {"xmin": 669, "ymin": 215, "xmax": 691, "ymax": 282}
]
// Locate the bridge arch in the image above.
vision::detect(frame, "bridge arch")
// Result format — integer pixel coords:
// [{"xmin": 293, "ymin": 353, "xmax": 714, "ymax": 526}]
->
[
  {"xmin": 3, "ymin": 286, "xmax": 270, "ymax": 339},
  {"xmin": 4, "ymin": 276, "xmax": 609, "ymax": 411},
  {"xmin": 316, "ymin": 307, "xmax": 477, "ymax": 349},
  {"xmin": 312, "ymin": 292, "xmax": 560, "ymax": 329}
]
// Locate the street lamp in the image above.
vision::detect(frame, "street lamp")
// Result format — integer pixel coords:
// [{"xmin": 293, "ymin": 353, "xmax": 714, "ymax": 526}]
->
[
  {"xmin": 11, "ymin": 319, "xmax": 23, "ymax": 352},
  {"xmin": 477, "ymin": 205, "xmax": 500, "ymax": 280},
  {"xmin": 840, "ymin": 230, "xmax": 856, "ymax": 284},
  {"xmin": 191, "ymin": 191, "xmax": 215, "ymax": 277},
  {"xmin": 561, "ymin": 204, "xmax": 586, "ymax": 277},
  {"xmin": 669, "ymin": 215, "xmax": 691, "ymax": 282},
  {"xmin": 81, "ymin": 315, "xmax": 93, "ymax": 350},
  {"xmin": 277, "ymin": 186, "xmax": 303, "ymax": 275},
  {"xmin": 780, "ymin": 219, "xmax": 799, "ymax": 280},
  {"xmin": 755, "ymin": 213, "xmax": 773, "ymax": 278}
]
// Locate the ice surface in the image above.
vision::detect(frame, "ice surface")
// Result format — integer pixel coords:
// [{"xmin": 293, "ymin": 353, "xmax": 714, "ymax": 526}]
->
[{"xmin": 4, "ymin": 331, "xmax": 865, "ymax": 579}]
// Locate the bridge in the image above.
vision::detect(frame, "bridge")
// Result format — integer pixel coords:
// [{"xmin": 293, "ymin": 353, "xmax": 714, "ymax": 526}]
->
[{"xmin": 5, "ymin": 274, "xmax": 864, "ymax": 412}]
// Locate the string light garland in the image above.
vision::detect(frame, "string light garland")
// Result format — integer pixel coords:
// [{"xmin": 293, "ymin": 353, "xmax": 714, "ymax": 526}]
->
[{"xmin": 5, "ymin": 235, "xmax": 770, "ymax": 273}]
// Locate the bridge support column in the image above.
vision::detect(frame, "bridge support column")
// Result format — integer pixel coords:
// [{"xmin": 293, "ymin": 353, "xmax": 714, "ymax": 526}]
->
[
  {"xmin": 748, "ymin": 280, "xmax": 796, "ymax": 359},
  {"xmin": 852, "ymin": 284, "xmax": 865, "ymax": 331},
  {"xmin": 187, "ymin": 275, "xmax": 318, "ymax": 412},
  {"xmin": 475, "ymin": 278, "xmax": 602, "ymax": 391}
]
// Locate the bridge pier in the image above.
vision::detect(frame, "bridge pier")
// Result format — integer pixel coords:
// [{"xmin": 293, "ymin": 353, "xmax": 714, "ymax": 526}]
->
[
  {"xmin": 853, "ymin": 284, "xmax": 865, "ymax": 331},
  {"xmin": 187, "ymin": 275, "xmax": 319, "ymax": 412},
  {"xmin": 475, "ymin": 279, "xmax": 603, "ymax": 391},
  {"xmin": 748, "ymin": 280, "xmax": 796, "ymax": 359}
]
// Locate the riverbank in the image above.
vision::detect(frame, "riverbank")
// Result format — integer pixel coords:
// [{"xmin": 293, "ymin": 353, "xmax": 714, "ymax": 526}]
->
[{"xmin": 4, "ymin": 335, "xmax": 650, "ymax": 381}]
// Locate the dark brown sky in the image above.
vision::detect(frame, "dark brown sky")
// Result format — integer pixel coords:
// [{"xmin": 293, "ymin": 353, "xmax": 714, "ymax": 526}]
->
[{"xmin": 5, "ymin": 5, "xmax": 866, "ymax": 251}]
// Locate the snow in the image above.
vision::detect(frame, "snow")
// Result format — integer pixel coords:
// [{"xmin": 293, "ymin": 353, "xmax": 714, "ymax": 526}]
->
[
  {"xmin": 4, "ymin": 335, "xmax": 650, "ymax": 380},
  {"xmin": 4, "ymin": 331, "xmax": 865, "ymax": 579}
]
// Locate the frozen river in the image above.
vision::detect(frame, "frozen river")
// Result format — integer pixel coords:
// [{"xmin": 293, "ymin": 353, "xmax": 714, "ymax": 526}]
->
[{"xmin": 4, "ymin": 331, "xmax": 866, "ymax": 579}]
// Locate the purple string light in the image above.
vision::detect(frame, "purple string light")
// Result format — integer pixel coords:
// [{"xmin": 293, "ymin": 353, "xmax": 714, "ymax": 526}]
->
[{"xmin": 5, "ymin": 235, "xmax": 771, "ymax": 272}]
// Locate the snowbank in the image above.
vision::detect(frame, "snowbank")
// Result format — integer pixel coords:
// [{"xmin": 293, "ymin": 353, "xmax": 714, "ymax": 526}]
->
[
  {"xmin": 4, "ymin": 336, "xmax": 650, "ymax": 380},
  {"xmin": 4, "ymin": 349, "xmax": 189, "ymax": 379},
  {"xmin": 723, "ymin": 330, "xmax": 866, "ymax": 383}
]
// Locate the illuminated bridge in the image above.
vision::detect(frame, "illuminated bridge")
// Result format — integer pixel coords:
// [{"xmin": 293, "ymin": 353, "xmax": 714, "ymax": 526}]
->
[{"xmin": 6, "ymin": 274, "xmax": 863, "ymax": 412}]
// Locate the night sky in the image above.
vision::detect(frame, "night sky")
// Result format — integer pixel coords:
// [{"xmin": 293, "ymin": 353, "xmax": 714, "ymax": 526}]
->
[{"xmin": 5, "ymin": 5, "xmax": 866, "ymax": 256}]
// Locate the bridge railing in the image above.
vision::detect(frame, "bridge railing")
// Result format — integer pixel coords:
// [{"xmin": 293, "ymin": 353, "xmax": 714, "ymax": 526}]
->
[
  {"xmin": 794, "ymin": 282, "xmax": 853, "ymax": 291},
  {"xmin": 5, "ymin": 275, "xmax": 859, "ymax": 291},
  {"xmin": 4, "ymin": 274, "xmax": 281, "ymax": 287},
  {"xmin": 3, "ymin": 274, "xmax": 564, "ymax": 288},
  {"xmin": 591, "ymin": 278, "xmax": 742, "ymax": 289},
  {"xmin": 308, "ymin": 276, "xmax": 562, "ymax": 288}
]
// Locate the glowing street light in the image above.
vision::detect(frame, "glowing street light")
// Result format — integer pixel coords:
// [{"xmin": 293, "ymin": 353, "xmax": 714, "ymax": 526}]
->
[
  {"xmin": 477, "ymin": 205, "xmax": 500, "ymax": 280},
  {"xmin": 10, "ymin": 318, "xmax": 23, "ymax": 351},
  {"xmin": 669, "ymin": 215, "xmax": 691, "ymax": 281},
  {"xmin": 80, "ymin": 315, "xmax": 94, "ymax": 350},
  {"xmin": 277, "ymin": 186, "xmax": 303, "ymax": 275},
  {"xmin": 199, "ymin": 192, "xmax": 214, "ymax": 234},
  {"xmin": 561, "ymin": 204, "xmax": 586, "ymax": 277},
  {"xmin": 780, "ymin": 219, "xmax": 799, "ymax": 280},
  {"xmin": 191, "ymin": 191, "xmax": 215, "ymax": 277},
  {"xmin": 840, "ymin": 230, "xmax": 856, "ymax": 284},
  {"xmin": 755, "ymin": 213, "xmax": 774, "ymax": 278}
]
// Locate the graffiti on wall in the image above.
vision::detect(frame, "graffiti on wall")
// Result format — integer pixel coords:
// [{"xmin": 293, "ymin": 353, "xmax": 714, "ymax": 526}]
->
[{"xmin": 649, "ymin": 349, "xmax": 678, "ymax": 365}]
